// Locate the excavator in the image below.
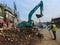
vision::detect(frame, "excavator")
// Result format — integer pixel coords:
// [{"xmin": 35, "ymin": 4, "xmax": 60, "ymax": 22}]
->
[
  {"xmin": 18, "ymin": 0, "xmax": 43, "ymax": 27},
  {"xmin": 17, "ymin": 0, "xmax": 44, "ymax": 43}
]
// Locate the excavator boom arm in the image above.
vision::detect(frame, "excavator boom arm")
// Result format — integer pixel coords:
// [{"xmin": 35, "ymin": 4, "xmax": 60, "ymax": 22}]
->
[
  {"xmin": 28, "ymin": 1, "xmax": 43, "ymax": 21},
  {"xmin": 28, "ymin": 1, "xmax": 43, "ymax": 26}
]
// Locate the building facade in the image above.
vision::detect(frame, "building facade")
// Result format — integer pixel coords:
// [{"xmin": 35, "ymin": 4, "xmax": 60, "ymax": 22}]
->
[{"xmin": 0, "ymin": 4, "xmax": 18, "ymax": 29}]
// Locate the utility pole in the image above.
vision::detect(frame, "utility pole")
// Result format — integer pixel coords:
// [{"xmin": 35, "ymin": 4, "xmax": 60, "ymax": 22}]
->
[
  {"xmin": 13, "ymin": 1, "xmax": 19, "ymax": 26},
  {"xmin": 14, "ymin": 1, "xmax": 19, "ymax": 23},
  {"xmin": 14, "ymin": 2, "xmax": 16, "ymax": 12}
]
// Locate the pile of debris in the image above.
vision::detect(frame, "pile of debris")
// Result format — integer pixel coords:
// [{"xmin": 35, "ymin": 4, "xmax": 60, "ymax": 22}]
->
[{"xmin": 0, "ymin": 27, "xmax": 43, "ymax": 45}]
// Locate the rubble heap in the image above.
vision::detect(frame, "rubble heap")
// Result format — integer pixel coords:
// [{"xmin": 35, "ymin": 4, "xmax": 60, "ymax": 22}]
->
[{"xmin": 0, "ymin": 27, "xmax": 43, "ymax": 45}]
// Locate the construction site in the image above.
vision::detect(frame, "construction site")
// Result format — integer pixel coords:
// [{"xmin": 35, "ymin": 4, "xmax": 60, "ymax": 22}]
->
[{"xmin": 0, "ymin": 0, "xmax": 60, "ymax": 45}]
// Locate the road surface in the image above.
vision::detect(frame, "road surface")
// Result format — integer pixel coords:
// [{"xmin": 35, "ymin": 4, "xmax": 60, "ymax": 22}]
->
[{"xmin": 36, "ymin": 28, "xmax": 60, "ymax": 45}]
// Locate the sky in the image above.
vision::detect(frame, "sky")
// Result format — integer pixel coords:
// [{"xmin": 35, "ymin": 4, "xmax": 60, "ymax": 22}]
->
[{"xmin": 0, "ymin": 0, "xmax": 60, "ymax": 22}]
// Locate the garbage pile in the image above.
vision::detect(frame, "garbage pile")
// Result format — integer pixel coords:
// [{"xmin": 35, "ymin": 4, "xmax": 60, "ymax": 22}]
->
[{"xmin": 0, "ymin": 27, "xmax": 43, "ymax": 45}]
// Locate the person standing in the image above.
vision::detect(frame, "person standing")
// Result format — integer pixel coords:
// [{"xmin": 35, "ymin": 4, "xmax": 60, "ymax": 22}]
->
[{"xmin": 49, "ymin": 21, "xmax": 57, "ymax": 40}]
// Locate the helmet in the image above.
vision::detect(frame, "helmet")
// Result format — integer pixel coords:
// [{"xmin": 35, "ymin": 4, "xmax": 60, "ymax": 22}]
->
[{"xmin": 51, "ymin": 21, "xmax": 55, "ymax": 24}]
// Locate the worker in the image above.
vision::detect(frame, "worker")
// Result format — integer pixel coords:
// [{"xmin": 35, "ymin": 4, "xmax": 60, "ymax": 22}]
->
[{"xmin": 49, "ymin": 21, "xmax": 57, "ymax": 40}]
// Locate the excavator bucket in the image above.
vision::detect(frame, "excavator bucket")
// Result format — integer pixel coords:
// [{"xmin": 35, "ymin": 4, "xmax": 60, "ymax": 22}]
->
[{"xmin": 36, "ymin": 14, "xmax": 43, "ymax": 18}]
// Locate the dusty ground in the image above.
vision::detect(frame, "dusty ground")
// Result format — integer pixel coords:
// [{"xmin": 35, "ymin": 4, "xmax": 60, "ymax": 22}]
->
[{"xmin": 36, "ymin": 28, "xmax": 60, "ymax": 45}]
